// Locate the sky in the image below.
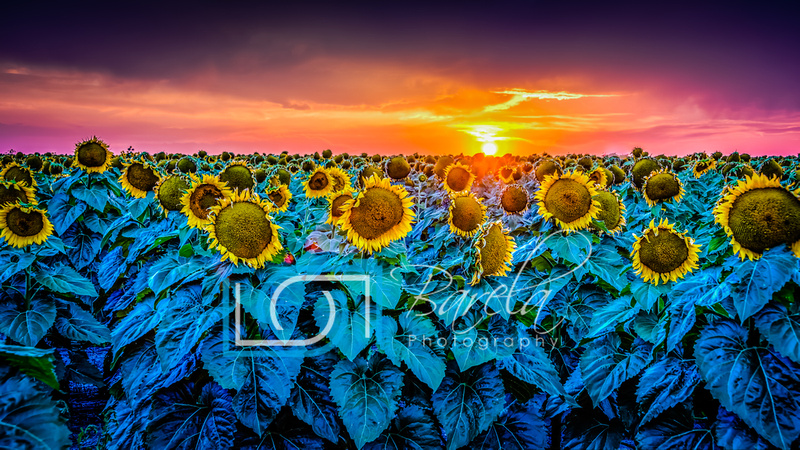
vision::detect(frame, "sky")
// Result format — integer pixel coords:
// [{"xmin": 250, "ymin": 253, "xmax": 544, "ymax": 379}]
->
[{"xmin": 1, "ymin": 1, "xmax": 799, "ymax": 157}]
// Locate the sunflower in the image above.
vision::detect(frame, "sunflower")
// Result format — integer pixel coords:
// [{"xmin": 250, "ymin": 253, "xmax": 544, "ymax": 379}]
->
[
  {"xmin": 304, "ymin": 167, "xmax": 334, "ymax": 199},
  {"xmin": 327, "ymin": 166, "xmax": 352, "ymax": 192},
  {"xmin": 498, "ymin": 166, "xmax": 515, "ymax": 184},
  {"xmin": 339, "ymin": 175, "xmax": 415, "ymax": 254},
  {"xmin": 0, "ymin": 204, "xmax": 54, "ymax": 248},
  {"xmin": 642, "ymin": 168, "xmax": 684, "ymax": 207},
  {"xmin": 535, "ymin": 171, "xmax": 601, "ymax": 232},
  {"xmin": 155, "ymin": 174, "xmax": 190, "ymax": 217},
  {"xmin": 0, "ymin": 182, "xmax": 36, "ymax": 207},
  {"xmin": 73, "ymin": 136, "xmax": 113, "ymax": 173},
  {"xmin": 385, "ymin": 156, "xmax": 411, "ymax": 180},
  {"xmin": 592, "ymin": 190, "xmax": 626, "ymax": 234},
  {"xmin": 500, "ymin": 184, "xmax": 529, "ymax": 215},
  {"xmin": 219, "ymin": 162, "xmax": 256, "ymax": 193},
  {"xmin": 266, "ymin": 184, "xmax": 293, "ymax": 213},
  {"xmin": 631, "ymin": 218, "xmax": 701, "ymax": 285},
  {"xmin": 470, "ymin": 221, "xmax": 516, "ymax": 285},
  {"xmin": 272, "ymin": 168, "xmax": 292, "ymax": 186},
  {"xmin": 181, "ymin": 174, "xmax": 234, "ymax": 229},
  {"xmin": 0, "ymin": 163, "xmax": 36, "ymax": 188},
  {"xmin": 631, "ymin": 158, "xmax": 660, "ymax": 189},
  {"xmin": 326, "ymin": 188, "xmax": 354, "ymax": 226},
  {"xmin": 443, "ymin": 162, "xmax": 475, "ymax": 194},
  {"xmin": 693, "ymin": 159, "xmax": 716, "ymax": 178},
  {"xmin": 534, "ymin": 159, "xmax": 562, "ymax": 183},
  {"xmin": 448, "ymin": 192, "xmax": 487, "ymax": 237},
  {"xmin": 119, "ymin": 161, "xmax": 161, "ymax": 198},
  {"xmin": 588, "ymin": 167, "xmax": 609, "ymax": 188},
  {"xmin": 713, "ymin": 173, "xmax": 800, "ymax": 260},
  {"xmin": 206, "ymin": 190, "xmax": 282, "ymax": 268}
]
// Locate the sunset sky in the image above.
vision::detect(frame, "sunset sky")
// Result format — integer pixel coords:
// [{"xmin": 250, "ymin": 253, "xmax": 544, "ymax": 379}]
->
[{"xmin": 1, "ymin": 1, "xmax": 799, "ymax": 156}]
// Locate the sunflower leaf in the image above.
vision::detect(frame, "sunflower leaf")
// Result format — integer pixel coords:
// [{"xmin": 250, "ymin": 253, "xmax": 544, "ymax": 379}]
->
[
  {"xmin": 754, "ymin": 302, "xmax": 800, "ymax": 365},
  {"xmin": 35, "ymin": 263, "xmax": 97, "ymax": 297},
  {"xmin": 636, "ymin": 356, "xmax": 700, "ymax": 425},
  {"xmin": 580, "ymin": 334, "xmax": 653, "ymax": 406},
  {"xmin": 727, "ymin": 246, "xmax": 795, "ymax": 321},
  {"xmin": 376, "ymin": 312, "xmax": 446, "ymax": 390},
  {"xmin": 0, "ymin": 370, "xmax": 71, "ymax": 449},
  {"xmin": 695, "ymin": 318, "xmax": 800, "ymax": 449},
  {"xmin": 433, "ymin": 362, "xmax": 506, "ymax": 450},
  {"xmin": 0, "ymin": 344, "xmax": 59, "ymax": 389},
  {"xmin": 330, "ymin": 354, "xmax": 404, "ymax": 449}
]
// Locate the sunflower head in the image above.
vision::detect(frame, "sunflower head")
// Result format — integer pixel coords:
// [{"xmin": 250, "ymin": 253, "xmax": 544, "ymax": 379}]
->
[
  {"xmin": 433, "ymin": 156, "xmax": 455, "ymax": 179},
  {"xmin": 119, "ymin": 161, "xmax": 161, "ymax": 198},
  {"xmin": 206, "ymin": 190, "xmax": 282, "ymax": 268},
  {"xmin": 254, "ymin": 169, "xmax": 267, "ymax": 183},
  {"xmin": 631, "ymin": 158, "xmax": 660, "ymax": 189},
  {"xmin": 177, "ymin": 157, "xmax": 198, "ymax": 174},
  {"xmin": 358, "ymin": 166, "xmax": 384, "ymax": 187},
  {"xmin": 155, "ymin": 174, "xmax": 190, "ymax": 216},
  {"xmin": 0, "ymin": 182, "xmax": 36, "ymax": 208},
  {"xmin": 74, "ymin": 136, "xmax": 113, "ymax": 173},
  {"xmin": 588, "ymin": 167, "xmax": 609, "ymax": 187},
  {"xmin": 273, "ymin": 168, "xmax": 292, "ymax": 186},
  {"xmin": 443, "ymin": 162, "xmax": 475, "ymax": 194},
  {"xmin": 339, "ymin": 175, "xmax": 415, "ymax": 254},
  {"xmin": 631, "ymin": 218, "xmax": 701, "ymax": 285},
  {"xmin": 642, "ymin": 168, "xmax": 684, "ymax": 207},
  {"xmin": 760, "ymin": 159, "xmax": 784, "ymax": 180},
  {"xmin": 693, "ymin": 159, "xmax": 716, "ymax": 178},
  {"xmin": 219, "ymin": 162, "xmax": 255, "ymax": 193},
  {"xmin": 0, "ymin": 204, "xmax": 54, "ymax": 248},
  {"xmin": 592, "ymin": 190, "xmax": 626, "ymax": 234},
  {"xmin": 386, "ymin": 156, "xmax": 411, "ymax": 180},
  {"xmin": 0, "ymin": 163, "xmax": 36, "ymax": 188},
  {"xmin": 266, "ymin": 184, "xmax": 293, "ymax": 213},
  {"xmin": 327, "ymin": 166, "xmax": 352, "ymax": 192},
  {"xmin": 181, "ymin": 174, "xmax": 234, "ymax": 229},
  {"xmin": 326, "ymin": 188, "xmax": 354, "ymax": 226},
  {"xmin": 534, "ymin": 159, "xmax": 562, "ymax": 182},
  {"xmin": 470, "ymin": 221, "xmax": 516, "ymax": 285},
  {"xmin": 535, "ymin": 171, "xmax": 601, "ymax": 232},
  {"xmin": 304, "ymin": 167, "xmax": 334, "ymax": 198},
  {"xmin": 714, "ymin": 173, "xmax": 800, "ymax": 260},
  {"xmin": 448, "ymin": 192, "xmax": 487, "ymax": 237},
  {"xmin": 498, "ymin": 166, "xmax": 515, "ymax": 183},
  {"xmin": 500, "ymin": 184, "xmax": 529, "ymax": 215}
]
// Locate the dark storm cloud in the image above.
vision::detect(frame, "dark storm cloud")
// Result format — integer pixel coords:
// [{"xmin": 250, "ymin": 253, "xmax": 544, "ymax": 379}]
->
[{"xmin": 2, "ymin": 0, "xmax": 798, "ymax": 109}]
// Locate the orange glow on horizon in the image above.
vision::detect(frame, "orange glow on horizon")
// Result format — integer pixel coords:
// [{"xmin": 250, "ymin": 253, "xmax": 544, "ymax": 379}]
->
[{"xmin": 1, "ymin": 65, "xmax": 798, "ymax": 156}]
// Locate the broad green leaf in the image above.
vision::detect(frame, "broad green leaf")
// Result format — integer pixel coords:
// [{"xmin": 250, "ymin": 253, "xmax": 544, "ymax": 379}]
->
[
  {"xmin": 432, "ymin": 362, "xmax": 505, "ymax": 450},
  {"xmin": 0, "ymin": 344, "xmax": 58, "ymax": 389},
  {"xmin": 330, "ymin": 354, "xmax": 404, "ymax": 449},
  {"xmin": 0, "ymin": 297, "xmax": 56, "ymax": 347},
  {"xmin": 55, "ymin": 303, "xmax": 111, "ymax": 344},
  {"xmin": 36, "ymin": 264, "xmax": 98, "ymax": 297},
  {"xmin": 696, "ymin": 318, "xmax": 800, "ymax": 449}
]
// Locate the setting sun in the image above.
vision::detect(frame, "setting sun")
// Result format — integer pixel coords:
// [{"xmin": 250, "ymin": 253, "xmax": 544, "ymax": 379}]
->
[{"xmin": 482, "ymin": 142, "xmax": 498, "ymax": 155}]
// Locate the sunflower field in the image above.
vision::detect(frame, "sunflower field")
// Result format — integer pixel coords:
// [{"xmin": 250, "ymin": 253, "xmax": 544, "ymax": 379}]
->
[{"xmin": 2, "ymin": 139, "xmax": 800, "ymax": 450}]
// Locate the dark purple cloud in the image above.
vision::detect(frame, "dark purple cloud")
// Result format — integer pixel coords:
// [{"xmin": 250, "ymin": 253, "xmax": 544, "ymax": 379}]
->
[{"xmin": 2, "ymin": 0, "xmax": 798, "ymax": 111}]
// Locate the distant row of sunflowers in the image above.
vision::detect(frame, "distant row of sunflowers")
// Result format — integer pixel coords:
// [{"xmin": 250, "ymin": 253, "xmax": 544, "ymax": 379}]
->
[{"xmin": 1, "ymin": 137, "xmax": 799, "ymax": 287}]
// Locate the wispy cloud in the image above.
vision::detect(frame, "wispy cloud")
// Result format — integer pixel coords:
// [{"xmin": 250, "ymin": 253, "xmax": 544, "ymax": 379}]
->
[{"xmin": 483, "ymin": 88, "xmax": 620, "ymax": 113}]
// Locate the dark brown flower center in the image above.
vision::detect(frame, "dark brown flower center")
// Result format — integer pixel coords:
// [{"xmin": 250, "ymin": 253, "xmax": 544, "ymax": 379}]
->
[
  {"xmin": 728, "ymin": 188, "xmax": 800, "ymax": 252},
  {"xmin": 7, "ymin": 208, "xmax": 44, "ymax": 236},
  {"xmin": 638, "ymin": 230, "xmax": 689, "ymax": 274},
  {"xmin": 126, "ymin": 163, "xmax": 160, "ymax": 192},
  {"xmin": 189, "ymin": 184, "xmax": 223, "ymax": 219},
  {"xmin": 348, "ymin": 187, "xmax": 403, "ymax": 240},
  {"xmin": 214, "ymin": 202, "xmax": 273, "ymax": 259},
  {"xmin": 544, "ymin": 179, "xmax": 592, "ymax": 223}
]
